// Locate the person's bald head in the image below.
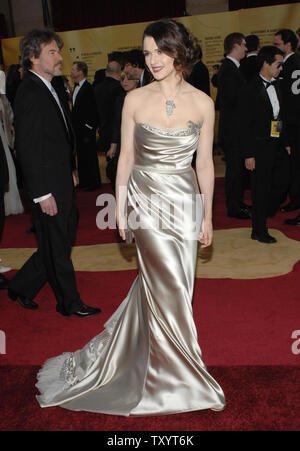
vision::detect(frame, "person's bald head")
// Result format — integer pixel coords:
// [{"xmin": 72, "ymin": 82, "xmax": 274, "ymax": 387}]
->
[{"xmin": 105, "ymin": 61, "xmax": 121, "ymax": 80}]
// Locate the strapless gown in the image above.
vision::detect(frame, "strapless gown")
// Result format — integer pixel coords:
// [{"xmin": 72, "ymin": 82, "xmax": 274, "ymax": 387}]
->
[{"xmin": 36, "ymin": 121, "xmax": 226, "ymax": 415}]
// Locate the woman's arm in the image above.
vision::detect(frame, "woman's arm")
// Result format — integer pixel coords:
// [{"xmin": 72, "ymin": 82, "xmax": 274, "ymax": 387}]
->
[
  {"xmin": 195, "ymin": 96, "xmax": 215, "ymax": 248},
  {"xmin": 115, "ymin": 93, "xmax": 136, "ymax": 240}
]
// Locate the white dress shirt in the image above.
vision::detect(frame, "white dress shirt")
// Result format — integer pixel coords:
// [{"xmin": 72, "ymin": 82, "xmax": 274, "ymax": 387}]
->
[
  {"xmin": 260, "ymin": 74, "xmax": 280, "ymax": 120},
  {"xmin": 72, "ymin": 78, "xmax": 86, "ymax": 105},
  {"xmin": 226, "ymin": 56, "xmax": 240, "ymax": 68}
]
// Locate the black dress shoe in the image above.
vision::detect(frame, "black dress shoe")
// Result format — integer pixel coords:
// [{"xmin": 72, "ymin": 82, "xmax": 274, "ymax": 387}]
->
[
  {"xmin": 280, "ymin": 203, "xmax": 300, "ymax": 213},
  {"xmin": 285, "ymin": 215, "xmax": 300, "ymax": 225},
  {"xmin": 72, "ymin": 304, "xmax": 101, "ymax": 318},
  {"xmin": 0, "ymin": 274, "xmax": 9, "ymax": 290},
  {"xmin": 251, "ymin": 232, "xmax": 277, "ymax": 243},
  {"xmin": 8, "ymin": 289, "xmax": 38, "ymax": 309},
  {"xmin": 26, "ymin": 225, "xmax": 36, "ymax": 234}
]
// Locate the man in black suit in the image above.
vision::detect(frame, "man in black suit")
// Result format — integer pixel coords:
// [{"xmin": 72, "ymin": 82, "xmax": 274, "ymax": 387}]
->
[
  {"xmin": 273, "ymin": 29, "xmax": 300, "ymax": 215},
  {"xmin": 0, "ymin": 139, "xmax": 9, "ymax": 290},
  {"xmin": 218, "ymin": 32, "xmax": 250, "ymax": 219},
  {"xmin": 123, "ymin": 49, "xmax": 151, "ymax": 88},
  {"xmin": 94, "ymin": 57, "xmax": 123, "ymax": 153},
  {"xmin": 187, "ymin": 47, "xmax": 210, "ymax": 95},
  {"xmin": 240, "ymin": 35, "xmax": 260, "ymax": 82},
  {"xmin": 238, "ymin": 46, "xmax": 290, "ymax": 243},
  {"xmin": 7, "ymin": 29, "xmax": 101, "ymax": 317},
  {"xmin": 71, "ymin": 61, "xmax": 101, "ymax": 191}
]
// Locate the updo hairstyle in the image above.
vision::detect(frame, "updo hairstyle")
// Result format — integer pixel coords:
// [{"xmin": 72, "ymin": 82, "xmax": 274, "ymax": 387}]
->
[{"xmin": 143, "ymin": 19, "xmax": 201, "ymax": 78}]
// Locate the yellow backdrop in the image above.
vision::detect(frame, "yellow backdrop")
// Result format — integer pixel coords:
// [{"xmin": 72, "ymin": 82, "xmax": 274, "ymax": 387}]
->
[{"xmin": 2, "ymin": 2, "xmax": 300, "ymax": 85}]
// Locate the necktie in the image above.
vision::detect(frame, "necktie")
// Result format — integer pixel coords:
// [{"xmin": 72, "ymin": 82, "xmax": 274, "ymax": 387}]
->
[{"xmin": 50, "ymin": 86, "xmax": 69, "ymax": 133}]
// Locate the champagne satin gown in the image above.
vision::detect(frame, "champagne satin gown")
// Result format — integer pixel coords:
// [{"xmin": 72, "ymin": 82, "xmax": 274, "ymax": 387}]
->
[{"xmin": 36, "ymin": 121, "xmax": 226, "ymax": 415}]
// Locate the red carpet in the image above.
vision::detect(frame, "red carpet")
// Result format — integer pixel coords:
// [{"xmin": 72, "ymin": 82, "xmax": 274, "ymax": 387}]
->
[
  {"xmin": 1, "ymin": 365, "xmax": 300, "ymax": 431},
  {"xmin": 1, "ymin": 181, "xmax": 300, "ymax": 431}
]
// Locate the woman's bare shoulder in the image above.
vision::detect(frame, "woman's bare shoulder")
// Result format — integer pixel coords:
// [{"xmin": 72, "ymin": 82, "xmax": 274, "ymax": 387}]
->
[{"xmin": 185, "ymin": 82, "xmax": 214, "ymax": 107}]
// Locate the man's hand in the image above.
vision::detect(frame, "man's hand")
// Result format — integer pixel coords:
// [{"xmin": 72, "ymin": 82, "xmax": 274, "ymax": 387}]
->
[
  {"xmin": 72, "ymin": 171, "xmax": 78, "ymax": 187},
  {"xmin": 286, "ymin": 146, "xmax": 291, "ymax": 155},
  {"xmin": 245, "ymin": 157, "xmax": 255, "ymax": 171},
  {"xmin": 107, "ymin": 143, "xmax": 117, "ymax": 160},
  {"xmin": 39, "ymin": 196, "xmax": 58, "ymax": 216}
]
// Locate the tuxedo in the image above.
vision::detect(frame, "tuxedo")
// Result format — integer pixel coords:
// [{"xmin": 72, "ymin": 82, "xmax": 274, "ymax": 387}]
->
[
  {"xmin": 106, "ymin": 91, "xmax": 126, "ymax": 191},
  {"xmin": 217, "ymin": 57, "xmax": 246, "ymax": 215},
  {"xmin": 94, "ymin": 76, "xmax": 124, "ymax": 152},
  {"xmin": 238, "ymin": 76, "xmax": 289, "ymax": 234},
  {"xmin": 280, "ymin": 53, "xmax": 300, "ymax": 205},
  {"xmin": 72, "ymin": 79, "xmax": 101, "ymax": 189},
  {"xmin": 240, "ymin": 54, "xmax": 259, "ymax": 82},
  {"xmin": 138, "ymin": 69, "xmax": 151, "ymax": 88},
  {"xmin": 9, "ymin": 71, "xmax": 82, "ymax": 315},
  {"xmin": 188, "ymin": 60, "xmax": 210, "ymax": 95}
]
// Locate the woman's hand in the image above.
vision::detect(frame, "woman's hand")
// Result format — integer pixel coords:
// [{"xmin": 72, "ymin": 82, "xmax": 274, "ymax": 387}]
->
[
  {"xmin": 116, "ymin": 208, "xmax": 127, "ymax": 241},
  {"xmin": 199, "ymin": 218, "xmax": 213, "ymax": 248}
]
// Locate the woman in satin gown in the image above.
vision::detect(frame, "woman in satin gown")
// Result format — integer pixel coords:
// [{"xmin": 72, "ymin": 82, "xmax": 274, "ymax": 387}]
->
[{"xmin": 36, "ymin": 19, "xmax": 226, "ymax": 415}]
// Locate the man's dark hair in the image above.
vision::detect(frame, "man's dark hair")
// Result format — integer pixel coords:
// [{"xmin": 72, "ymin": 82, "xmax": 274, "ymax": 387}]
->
[
  {"xmin": 122, "ymin": 49, "xmax": 145, "ymax": 69},
  {"xmin": 224, "ymin": 32, "xmax": 245, "ymax": 55},
  {"xmin": 107, "ymin": 51, "xmax": 123, "ymax": 65},
  {"xmin": 246, "ymin": 35, "xmax": 260, "ymax": 53},
  {"xmin": 20, "ymin": 28, "xmax": 63, "ymax": 70},
  {"xmin": 257, "ymin": 45, "xmax": 284, "ymax": 71},
  {"xmin": 275, "ymin": 28, "xmax": 298, "ymax": 51},
  {"xmin": 73, "ymin": 61, "xmax": 88, "ymax": 77}
]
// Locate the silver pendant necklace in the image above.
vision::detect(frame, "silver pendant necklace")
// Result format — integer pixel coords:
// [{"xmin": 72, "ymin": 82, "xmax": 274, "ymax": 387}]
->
[
  {"xmin": 166, "ymin": 100, "xmax": 176, "ymax": 117},
  {"xmin": 162, "ymin": 81, "xmax": 183, "ymax": 117}
]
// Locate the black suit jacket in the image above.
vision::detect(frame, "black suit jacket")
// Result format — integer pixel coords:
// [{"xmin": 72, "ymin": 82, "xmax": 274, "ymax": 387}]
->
[
  {"xmin": 217, "ymin": 58, "xmax": 246, "ymax": 145},
  {"xmin": 188, "ymin": 60, "xmax": 210, "ymax": 95},
  {"xmin": 240, "ymin": 55, "xmax": 259, "ymax": 82},
  {"xmin": 14, "ymin": 71, "xmax": 75, "ymax": 202},
  {"xmin": 72, "ymin": 80, "xmax": 98, "ymax": 134},
  {"xmin": 237, "ymin": 75, "xmax": 286, "ymax": 158},
  {"xmin": 94, "ymin": 76, "xmax": 124, "ymax": 152},
  {"xmin": 138, "ymin": 69, "xmax": 151, "ymax": 87},
  {"xmin": 280, "ymin": 53, "xmax": 300, "ymax": 126}
]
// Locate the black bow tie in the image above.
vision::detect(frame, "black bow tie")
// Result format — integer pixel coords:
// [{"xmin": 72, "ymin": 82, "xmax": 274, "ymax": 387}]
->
[
  {"xmin": 264, "ymin": 80, "xmax": 276, "ymax": 89},
  {"xmin": 74, "ymin": 82, "xmax": 79, "ymax": 87}
]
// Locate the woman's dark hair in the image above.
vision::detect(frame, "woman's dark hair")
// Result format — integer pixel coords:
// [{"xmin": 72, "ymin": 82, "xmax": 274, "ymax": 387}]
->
[
  {"xmin": 20, "ymin": 28, "xmax": 63, "ymax": 70},
  {"xmin": 122, "ymin": 49, "xmax": 145, "ymax": 69},
  {"xmin": 256, "ymin": 45, "xmax": 284, "ymax": 71},
  {"xmin": 143, "ymin": 19, "xmax": 201, "ymax": 77}
]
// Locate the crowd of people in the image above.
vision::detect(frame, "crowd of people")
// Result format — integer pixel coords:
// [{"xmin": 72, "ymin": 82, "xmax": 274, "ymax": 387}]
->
[
  {"xmin": 211, "ymin": 28, "xmax": 300, "ymax": 243},
  {"xmin": 0, "ymin": 25, "xmax": 300, "ymax": 293},
  {"xmin": 0, "ymin": 16, "xmax": 299, "ymax": 418}
]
